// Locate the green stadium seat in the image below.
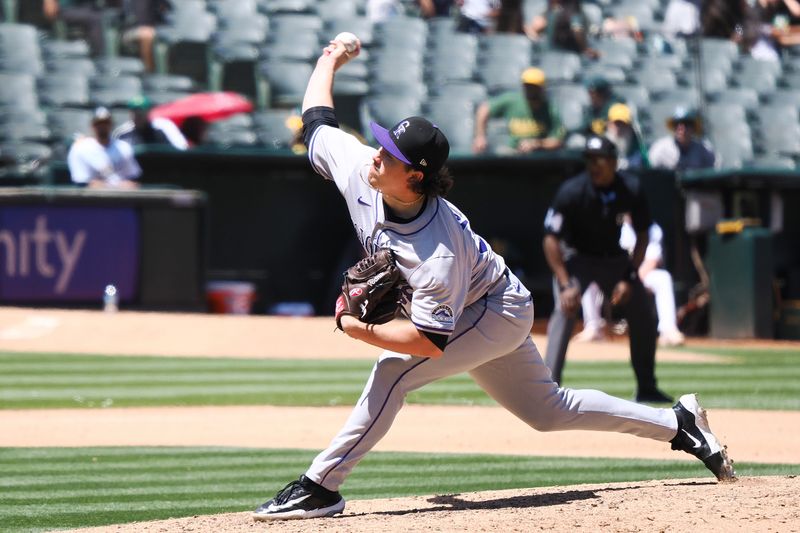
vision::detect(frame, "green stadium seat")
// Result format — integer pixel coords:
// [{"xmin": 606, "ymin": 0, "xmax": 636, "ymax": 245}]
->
[
  {"xmin": 256, "ymin": 59, "xmax": 312, "ymax": 108},
  {"xmin": 143, "ymin": 73, "xmax": 195, "ymax": 92},
  {"xmin": 423, "ymin": 105, "xmax": 475, "ymax": 155},
  {"xmin": 38, "ymin": 73, "xmax": 90, "ymax": 107},
  {"xmin": 252, "ymin": 108, "xmax": 298, "ymax": 149},
  {"xmin": 0, "ymin": 72, "xmax": 38, "ymax": 109},
  {"xmin": 359, "ymin": 93, "xmax": 422, "ymax": 142},
  {"xmin": 325, "ymin": 16, "xmax": 374, "ymax": 48},
  {"xmin": 208, "ymin": 41, "xmax": 259, "ymax": 97},
  {"xmin": 431, "ymin": 81, "xmax": 488, "ymax": 106}
]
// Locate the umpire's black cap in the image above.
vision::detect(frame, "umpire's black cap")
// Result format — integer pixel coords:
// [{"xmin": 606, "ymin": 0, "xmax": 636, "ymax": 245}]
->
[
  {"xmin": 370, "ymin": 116, "xmax": 450, "ymax": 176},
  {"xmin": 583, "ymin": 135, "xmax": 618, "ymax": 158}
]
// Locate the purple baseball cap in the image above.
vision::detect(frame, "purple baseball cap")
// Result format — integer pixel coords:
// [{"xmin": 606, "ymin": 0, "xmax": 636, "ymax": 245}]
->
[{"xmin": 370, "ymin": 116, "xmax": 450, "ymax": 175}]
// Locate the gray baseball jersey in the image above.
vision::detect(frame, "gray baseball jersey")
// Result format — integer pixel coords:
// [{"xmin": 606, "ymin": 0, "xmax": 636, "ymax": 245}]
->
[
  {"xmin": 303, "ymin": 124, "xmax": 680, "ymax": 491},
  {"xmin": 309, "ymin": 124, "xmax": 508, "ymax": 336}
]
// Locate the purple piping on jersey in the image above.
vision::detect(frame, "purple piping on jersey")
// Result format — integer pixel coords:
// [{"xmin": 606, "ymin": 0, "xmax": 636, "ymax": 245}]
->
[
  {"xmin": 447, "ymin": 295, "xmax": 488, "ymax": 345},
  {"xmin": 411, "ymin": 319, "xmax": 454, "ymax": 334},
  {"xmin": 308, "ymin": 127, "xmax": 323, "ymax": 176},
  {"xmin": 381, "ymin": 197, "xmax": 440, "ymax": 237},
  {"xmin": 318, "ymin": 357, "xmax": 429, "ymax": 486}
]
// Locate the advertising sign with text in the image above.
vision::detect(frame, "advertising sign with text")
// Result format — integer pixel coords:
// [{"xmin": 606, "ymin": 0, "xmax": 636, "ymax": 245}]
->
[{"xmin": 0, "ymin": 206, "xmax": 139, "ymax": 301}]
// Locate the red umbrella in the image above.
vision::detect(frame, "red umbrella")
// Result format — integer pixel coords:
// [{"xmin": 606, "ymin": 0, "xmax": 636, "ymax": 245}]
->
[{"xmin": 149, "ymin": 92, "xmax": 254, "ymax": 128}]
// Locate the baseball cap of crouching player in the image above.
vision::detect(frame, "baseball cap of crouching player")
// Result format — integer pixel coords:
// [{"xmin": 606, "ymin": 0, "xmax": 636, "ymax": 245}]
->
[{"xmin": 370, "ymin": 116, "xmax": 450, "ymax": 176}]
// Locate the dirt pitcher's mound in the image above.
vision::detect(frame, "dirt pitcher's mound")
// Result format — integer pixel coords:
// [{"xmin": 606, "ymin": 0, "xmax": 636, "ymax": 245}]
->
[{"xmin": 63, "ymin": 476, "xmax": 798, "ymax": 533}]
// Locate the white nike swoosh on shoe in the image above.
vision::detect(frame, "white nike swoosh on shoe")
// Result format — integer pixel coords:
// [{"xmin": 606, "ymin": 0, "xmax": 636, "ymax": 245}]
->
[
  {"xmin": 267, "ymin": 494, "xmax": 312, "ymax": 512},
  {"xmin": 682, "ymin": 429, "xmax": 703, "ymax": 449}
]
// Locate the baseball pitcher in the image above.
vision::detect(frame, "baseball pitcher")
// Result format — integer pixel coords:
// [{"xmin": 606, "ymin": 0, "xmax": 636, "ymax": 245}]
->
[{"xmin": 252, "ymin": 32, "xmax": 735, "ymax": 522}]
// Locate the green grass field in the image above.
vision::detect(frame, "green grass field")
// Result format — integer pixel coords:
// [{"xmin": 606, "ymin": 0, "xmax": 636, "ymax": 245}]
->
[
  {"xmin": 0, "ymin": 346, "xmax": 798, "ymax": 410},
  {"xmin": 1, "ymin": 446, "xmax": 798, "ymax": 533},
  {"xmin": 1, "ymin": 346, "xmax": 798, "ymax": 532}
]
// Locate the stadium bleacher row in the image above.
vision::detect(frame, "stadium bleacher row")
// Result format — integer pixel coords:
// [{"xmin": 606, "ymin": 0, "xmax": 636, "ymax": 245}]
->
[{"xmin": 2, "ymin": 0, "xmax": 800, "ymax": 181}]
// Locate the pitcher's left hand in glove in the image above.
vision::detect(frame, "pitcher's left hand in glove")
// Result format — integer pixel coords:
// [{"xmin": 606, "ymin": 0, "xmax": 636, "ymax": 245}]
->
[{"xmin": 335, "ymin": 248, "xmax": 402, "ymax": 330}]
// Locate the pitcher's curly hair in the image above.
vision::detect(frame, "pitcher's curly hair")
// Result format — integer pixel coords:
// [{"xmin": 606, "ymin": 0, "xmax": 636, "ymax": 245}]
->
[{"xmin": 407, "ymin": 165, "xmax": 454, "ymax": 198}]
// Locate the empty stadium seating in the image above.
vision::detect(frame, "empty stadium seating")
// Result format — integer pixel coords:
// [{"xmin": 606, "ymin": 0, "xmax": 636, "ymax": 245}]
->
[{"xmin": 0, "ymin": 0, "xmax": 798, "ymax": 176}]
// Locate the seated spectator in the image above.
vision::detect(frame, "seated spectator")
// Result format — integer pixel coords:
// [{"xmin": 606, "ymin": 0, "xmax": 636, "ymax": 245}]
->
[
  {"xmin": 496, "ymin": 0, "xmax": 525, "ymax": 33},
  {"xmin": 662, "ymin": 0, "xmax": 702, "ymax": 38},
  {"xmin": 583, "ymin": 75, "xmax": 623, "ymax": 136},
  {"xmin": 67, "ymin": 107, "xmax": 141, "ymax": 189},
  {"xmin": 648, "ymin": 107, "xmax": 717, "ymax": 171},
  {"xmin": 367, "ymin": 0, "xmax": 403, "ymax": 23},
  {"xmin": 527, "ymin": 0, "xmax": 598, "ymax": 57},
  {"xmin": 472, "ymin": 67, "xmax": 565, "ymax": 154},
  {"xmin": 418, "ymin": 0, "xmax": 454, "ymax": 18},
  {"xmin": 601, "ymin": 15, "xmax": 644, "ymax": 41},
  {"xmin": 456, "ymin": 0, "xmax": 500, "ymax": 34},
  {"xmin": 754, "ymin": 0, "xmax": 800, "ymax": 54},
  {"xmin": 605, "ymin": 103, "xmax": 648, "ymax": 170},
  {"xmin": 113, "ymin": 95, "xmax": 188, "ymax": 150},
  {"xmin": 180, "ymin": 115, "xmax": 209, "ymax": 147},
  {"xmin": 575, "ymin": 219, "xmax": 685, "ymax": 347},
  {"xmin": 43, "ymin": 0, "xmax": 113, "ymax": 56},
  {"xmin": 120, "ymin": 0, "xmax": 172, "ymax": 72},
  {"xmin": 702, "ymin": 0, "xmax": 766, "ymax": 57}
]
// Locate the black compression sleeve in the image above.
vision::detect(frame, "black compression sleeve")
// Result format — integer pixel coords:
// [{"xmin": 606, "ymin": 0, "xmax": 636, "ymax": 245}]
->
[
  {"xmin": 302, "ymin": 106, "xmax": 339, "ymax": 147},
  {"xmin": 422, "ymin": 330, "xmax": 449, "ymax": 351}
]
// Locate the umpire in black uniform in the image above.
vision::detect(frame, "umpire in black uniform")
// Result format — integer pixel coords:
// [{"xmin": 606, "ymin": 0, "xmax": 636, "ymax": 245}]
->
[{"xmin": 542, "ymin": 135, "xmax": 672, "ymax": 403}]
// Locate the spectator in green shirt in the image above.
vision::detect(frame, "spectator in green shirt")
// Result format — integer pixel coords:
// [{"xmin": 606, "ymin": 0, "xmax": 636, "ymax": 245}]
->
[{"xmin": 472, "ymin": 67, "xmax": 565, "ymax": 154}]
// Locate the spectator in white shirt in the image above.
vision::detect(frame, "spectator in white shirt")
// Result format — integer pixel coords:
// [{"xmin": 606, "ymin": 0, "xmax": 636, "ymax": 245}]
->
[{"xmin": 67, "ymin": 107, "xmax": 142, "ymax": 189}]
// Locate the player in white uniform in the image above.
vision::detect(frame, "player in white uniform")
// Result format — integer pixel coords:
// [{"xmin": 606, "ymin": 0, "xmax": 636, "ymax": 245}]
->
[{"xmin": 252, "ymin": 35, "xmax": 734, "ymax": 522}]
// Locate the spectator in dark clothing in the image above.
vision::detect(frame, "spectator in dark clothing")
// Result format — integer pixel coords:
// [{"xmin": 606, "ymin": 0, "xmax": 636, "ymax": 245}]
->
[
  {"xmin": 43, "ymin": 0, "xmax": 115, "ymax": 56},
  {"xmin": 528, "ymin": 0, "xmax": 598, "ymax": 57},
  {"xmin": 701, "ymin": 0, "xmax": 761, "ymax": 53},
  {"xmin": 496, "ymin": 0, "xmax": 526, "ymax": 33},
  {"xmin": 583, "ymin": 75, "xmax": 623, "ymax": 136},
  {"xmin": 180, "ymin": 116, "xmax": 209, "ymax": 148},
  {"xmin": 121, "ymin": 0, "xmax": 172, "ymax": 71},
  {"xmin": 113, "ymin": 95, "xmax": 188, "ymax": 149},
  {"xmin": 418, "ymin": 0, "xmax": 454, "ymax": 18},
  {"xmin": 755, "ymin": 0, "xmax": 800, "ymax": 51}
]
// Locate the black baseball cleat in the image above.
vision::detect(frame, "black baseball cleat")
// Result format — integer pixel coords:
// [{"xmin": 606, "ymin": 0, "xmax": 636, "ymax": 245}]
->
[
  {"xmin": 635, "ymin": 387, "xmax": 674, "ymax": 404},
  {"xmin": 670, "ymin": 393, "xmax": 736, "ymax": 481},
  {"xmin": 252, "ymin": 475, "xmax": 345, "ymax": 521}
]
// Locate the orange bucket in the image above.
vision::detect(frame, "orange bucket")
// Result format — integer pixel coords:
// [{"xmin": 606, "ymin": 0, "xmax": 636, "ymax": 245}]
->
[{"xmin": 206, "ymin": 281, "xmax": 256, "ymax": 315}]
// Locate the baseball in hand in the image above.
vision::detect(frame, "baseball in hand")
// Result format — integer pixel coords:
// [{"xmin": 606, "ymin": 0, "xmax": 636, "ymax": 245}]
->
[{"xmin": 334, "ymin": 32, "xmax": 360, "ymax": 54}]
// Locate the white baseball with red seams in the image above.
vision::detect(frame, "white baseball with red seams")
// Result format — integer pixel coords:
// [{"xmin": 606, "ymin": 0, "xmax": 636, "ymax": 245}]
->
[{"xmin": 334, "ymin": 32, "xmax": 359, "ymax": 53}]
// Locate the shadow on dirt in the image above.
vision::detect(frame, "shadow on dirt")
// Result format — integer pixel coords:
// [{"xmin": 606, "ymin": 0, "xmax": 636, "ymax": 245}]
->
[{"xmin": 348, "ymin": 480, "xmax": 717, "ymax": 518}]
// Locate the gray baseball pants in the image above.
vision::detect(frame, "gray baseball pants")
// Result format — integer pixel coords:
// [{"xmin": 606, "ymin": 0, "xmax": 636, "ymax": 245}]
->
[{"xmin": 305, "ymin": 271, "xmax": 677, "ymax": 491}]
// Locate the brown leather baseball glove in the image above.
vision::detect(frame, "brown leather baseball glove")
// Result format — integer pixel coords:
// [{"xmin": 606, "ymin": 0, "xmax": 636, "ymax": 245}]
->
[{"xmin": 335, "ymin": 248, "xmax": 402, "ymax": 330}]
